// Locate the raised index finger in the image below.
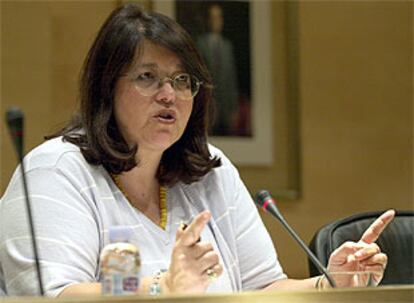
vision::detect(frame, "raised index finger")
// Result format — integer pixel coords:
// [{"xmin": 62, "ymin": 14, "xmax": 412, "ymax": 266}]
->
[
  {"xmin": 179, "ymin": 210, "xmax": 211, "ymax": 246},
  {"xmin": 360, "ymin": 209, "xmax": 395, "ymax": 244}
]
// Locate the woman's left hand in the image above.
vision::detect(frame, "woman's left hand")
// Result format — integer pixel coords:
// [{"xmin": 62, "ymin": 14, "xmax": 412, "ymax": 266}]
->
[{"xmin": 326, "ymin": 209, "xmax": 395, "ymax": 287}]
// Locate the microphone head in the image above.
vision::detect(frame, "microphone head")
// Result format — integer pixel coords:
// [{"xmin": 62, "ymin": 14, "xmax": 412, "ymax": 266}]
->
[
  {"xmin": 6, "ymin": 106, "xmax": 24, "ymax": 126},
  {"xmin": 255, "ymin": 190, "xmax": 272, "ymax": 207},
  {"xmin": 255, "ymin": 190, "xmax": 284, "ymax": 221},
  {"xmin": 6, "ymin": 107, "xmax": 24, "ymax": 158}
]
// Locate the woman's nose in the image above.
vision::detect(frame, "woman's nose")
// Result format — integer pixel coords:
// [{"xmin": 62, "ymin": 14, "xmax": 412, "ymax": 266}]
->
[{"xmin": 155, "ymin": 81, "xmax": 176, "ymax": 103}]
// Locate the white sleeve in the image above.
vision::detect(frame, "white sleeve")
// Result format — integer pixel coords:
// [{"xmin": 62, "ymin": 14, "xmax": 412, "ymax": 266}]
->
[
  {"xmin": 227, "ymin": 161, "xmax": 287, "ymax": 290},
  {"xmin": 0, "ymin": 163, "xmax": 100, "ymax": 297}
]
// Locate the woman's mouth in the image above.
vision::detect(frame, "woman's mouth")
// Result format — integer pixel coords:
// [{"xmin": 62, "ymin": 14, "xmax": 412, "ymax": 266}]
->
[{"xmin": 154, "ymin": 110, "xmax": 176, "ymax": 124}]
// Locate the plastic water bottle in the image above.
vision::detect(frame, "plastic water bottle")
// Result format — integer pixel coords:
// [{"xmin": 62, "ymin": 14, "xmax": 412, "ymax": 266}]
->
[{"xmin": 100, "ymin": 226, "xmax": 141, "ymax": 295}]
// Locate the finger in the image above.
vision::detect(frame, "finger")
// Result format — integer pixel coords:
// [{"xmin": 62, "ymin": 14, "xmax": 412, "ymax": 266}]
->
[
  {"xmin": 203, "ymin": 263, "xmax": 223, "ymax": 281},
  {"xmin": 359, "ymin": 252, "xmax": 388, "ymax": 269},
  {"xmin": 354, "ymin": 243, "xmax": 380, "ymax": 261},
  {"xmin": 360, "ymin": 209, "xmax": 395, "ymax": 244},
  {"xmin": 329, "ymin": 241, "xmax": 366, "ymax": 264},
  {"xmin": 175, "ymin": 223, "xmax": 185, "ymax": 241},
  {"xmin": 361, "ymin": 264, "xmax": 385, "ymax": 272},
  {"xmin": 180, "ymin": 222, "xmax": 201, "ymax": 243},
  {"xmin": 358, "ymin": 264, "xmax": 385, "ymax": 285},
  {"xmin": 197, "ymin": 251, "xmax": 220, "ymax": 274},
  {"xmin": 185, "ymin": 242, "xmax": 214, "ymax": 259},
  {"xmin": 180, "ymin": 211, "xmax": 211, "ymax": 246},
  {"xmin": 211, "ymin": 263, "xmax": 223, "ymax": 278}
]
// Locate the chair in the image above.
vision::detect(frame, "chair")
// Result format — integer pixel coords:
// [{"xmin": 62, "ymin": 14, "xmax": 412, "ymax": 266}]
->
[{"xmin": 308, "ymin": 210, "xmax": 414, "ymax": 285}]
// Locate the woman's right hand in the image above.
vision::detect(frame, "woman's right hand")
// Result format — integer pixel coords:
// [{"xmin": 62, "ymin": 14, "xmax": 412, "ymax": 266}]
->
[{"xmin": 162, "ymin": 210, "xmax": 223, "ymax": 294}]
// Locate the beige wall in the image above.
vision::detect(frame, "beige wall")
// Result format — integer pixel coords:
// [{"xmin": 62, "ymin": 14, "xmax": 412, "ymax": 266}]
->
[
  {"xmin": 254, "ymin": 0, "xmax": 413, "ymax": 278},
  {"xmin": 1, "ymin": 1, "xmax": 116, "ymax": 186},
  {"xmin": 1, "ymin": 1, "xmax": 412, "ymax": 279}
]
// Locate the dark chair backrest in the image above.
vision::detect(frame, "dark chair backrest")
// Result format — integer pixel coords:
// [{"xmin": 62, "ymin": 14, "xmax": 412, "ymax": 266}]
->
[{"xmin": 308, "ymin": 210, "xmax": 414, "ymax": 285}]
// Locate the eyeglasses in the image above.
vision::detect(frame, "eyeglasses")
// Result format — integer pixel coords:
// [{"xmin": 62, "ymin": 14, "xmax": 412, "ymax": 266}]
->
[{"xmin": 125, "ymin": 71, "xmax": 202, "ymax": 100}]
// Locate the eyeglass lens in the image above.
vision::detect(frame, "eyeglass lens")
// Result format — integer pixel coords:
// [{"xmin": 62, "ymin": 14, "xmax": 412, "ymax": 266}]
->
[{"xmin": 132, "ymin": 71, "xmax": 200, "ymax": 99}]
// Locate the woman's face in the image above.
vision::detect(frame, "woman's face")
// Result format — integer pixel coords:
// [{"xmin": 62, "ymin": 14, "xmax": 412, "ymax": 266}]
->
[{"xmin": 114, "ymin": 40, "xmax": 194, "ymax": 156}]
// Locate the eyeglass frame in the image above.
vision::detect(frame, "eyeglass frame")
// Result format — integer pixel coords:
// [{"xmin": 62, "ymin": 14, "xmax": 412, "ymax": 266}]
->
[{"xmin": 120, "ymin": 71, "xmax": 203, "ymax": 100}]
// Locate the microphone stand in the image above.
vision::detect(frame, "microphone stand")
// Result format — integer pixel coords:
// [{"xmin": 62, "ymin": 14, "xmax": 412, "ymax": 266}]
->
[
  {"xmin": 255, "ymin": 190, "xmax": 337, "ymax": 288},
  {"xmin": 6, "ymin": 107, "xmax": 45, "ymax": 295}
]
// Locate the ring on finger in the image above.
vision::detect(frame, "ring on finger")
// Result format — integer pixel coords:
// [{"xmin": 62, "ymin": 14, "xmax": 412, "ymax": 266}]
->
[{"xmin": 206, "ymin": 267, "xmax": 218, "ymax": 280}]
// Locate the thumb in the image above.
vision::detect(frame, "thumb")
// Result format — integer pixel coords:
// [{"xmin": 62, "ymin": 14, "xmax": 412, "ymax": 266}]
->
[
  {"xmin": 175, "ymin": 222, "xmax": 185, "ymax": 241},
  {"xmin": 179, "ymin": 211, "xmax": 211, "ymax": 246}
]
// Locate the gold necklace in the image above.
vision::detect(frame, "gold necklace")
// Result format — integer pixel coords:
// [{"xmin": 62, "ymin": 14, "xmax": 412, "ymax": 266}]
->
[{"xmin": 111, "ymin": 174, "xmax": 168, "ymax": 230}]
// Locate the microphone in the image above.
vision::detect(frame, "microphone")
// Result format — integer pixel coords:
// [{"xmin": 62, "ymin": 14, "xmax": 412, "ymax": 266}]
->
[
  {"xmin": 6, "ymin": 107, "xmax": 45, "ymax": 295},
  {"xmin": 6, "ymin": 107, "xmax": 24, "ymax": 157},
  {"xmin": 255, "ymin": 190, "xmax": 336, "ymax": 288}
]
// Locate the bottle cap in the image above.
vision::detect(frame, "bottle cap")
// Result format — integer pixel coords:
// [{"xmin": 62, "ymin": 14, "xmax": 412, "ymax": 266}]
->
[{"xmin": 108, "ymin": 226, "xmax": 133, "ymax": 243}]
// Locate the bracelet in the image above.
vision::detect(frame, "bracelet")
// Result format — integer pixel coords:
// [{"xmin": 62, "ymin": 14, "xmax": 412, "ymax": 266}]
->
[
  {"xmin": 315, "ymin": 275, "xmax": 324, "ymax": 291},
  {"xmin": 149, "ymin": 269, "xmax": 167, "ymax": 296}
]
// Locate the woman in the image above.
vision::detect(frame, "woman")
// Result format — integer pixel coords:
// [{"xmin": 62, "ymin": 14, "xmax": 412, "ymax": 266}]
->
[{"xmin": 0, "ymin": 4, "xmax": 393, "ymax": 297}]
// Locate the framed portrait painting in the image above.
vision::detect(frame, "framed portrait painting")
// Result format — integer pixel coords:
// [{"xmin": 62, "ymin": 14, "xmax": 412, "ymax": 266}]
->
[{"xmin": 153, "ymin": 1, "xmax": 274, "ymax": 166}]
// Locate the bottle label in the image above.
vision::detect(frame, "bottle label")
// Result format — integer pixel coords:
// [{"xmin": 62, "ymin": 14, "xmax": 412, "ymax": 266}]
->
[{"xmin": 102, "ymin": 273, "xmax": 140, "ymax": 295}]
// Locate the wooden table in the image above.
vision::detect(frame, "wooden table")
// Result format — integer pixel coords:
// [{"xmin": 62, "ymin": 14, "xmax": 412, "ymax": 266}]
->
[{"xmin": 1, "ymin": 285, "xmax": 413, "ymax": 303}]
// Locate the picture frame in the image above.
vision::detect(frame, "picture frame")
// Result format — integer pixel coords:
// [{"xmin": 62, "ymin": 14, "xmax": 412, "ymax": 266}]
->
[{"xmin": 153, "ymin": 1, "xmax": 274, "ymax": 166}]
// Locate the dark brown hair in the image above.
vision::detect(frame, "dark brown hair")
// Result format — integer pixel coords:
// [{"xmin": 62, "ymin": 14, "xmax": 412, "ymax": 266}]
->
[{"xmin": 47, "ymin": 4, "xmax": 221, "ymax": 185}]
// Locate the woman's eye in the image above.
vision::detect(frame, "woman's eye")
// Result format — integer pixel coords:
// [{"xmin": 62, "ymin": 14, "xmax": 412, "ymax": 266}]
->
[
  {"xmin": 176, "ymin": 74, "xmax": 190, "ymax": 82},
  {"xmin": 175, "ymin": 74, "xmax": 191, "ymax": 87},
  {"xmin": 136, "ymin": 72, "xmax": 156, "ymax": 81}
]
